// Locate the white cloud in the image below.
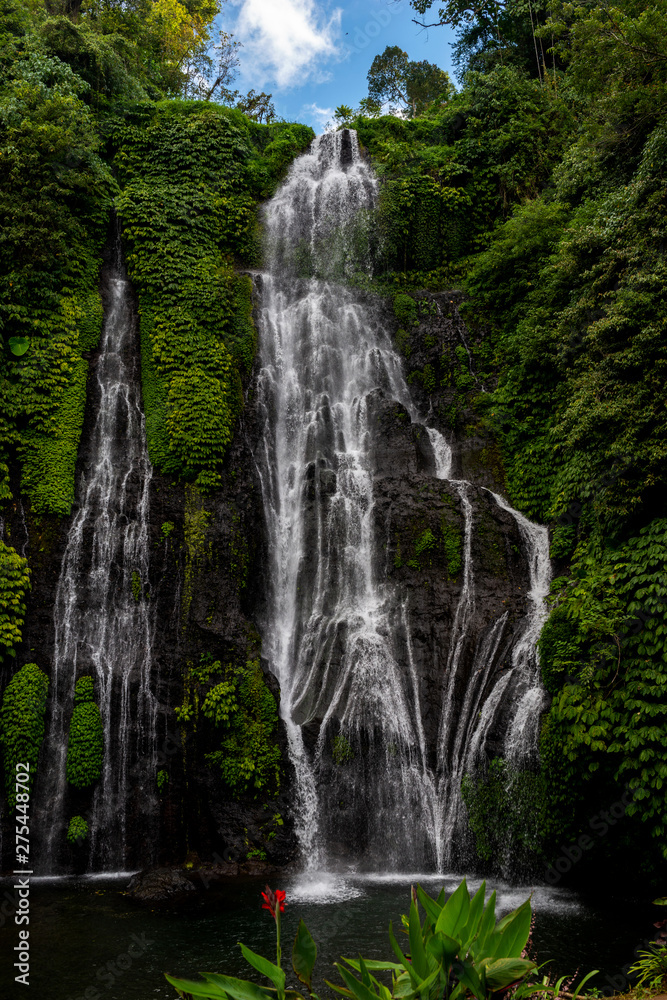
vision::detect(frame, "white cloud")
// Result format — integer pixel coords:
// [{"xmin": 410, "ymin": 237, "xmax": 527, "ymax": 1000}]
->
[
  {"xmin": 232, "ymin": 0, "xmax": 343, "ymax": 89},
  {"xmin": 300, "ymin": 102, "xmax": 335, "ymax": 130}
]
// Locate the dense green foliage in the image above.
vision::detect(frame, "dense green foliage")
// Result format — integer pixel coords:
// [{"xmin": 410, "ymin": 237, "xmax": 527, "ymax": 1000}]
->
[
  {"xmin": 348, "ymin": 65, "xmax": 572, "ymax": 277},
  {"xmin": 0, "ymin": 2, "xmax": 311, "ymax": 512},
  {"xmin": 0, "ymin": 3, "xmax": 114, "ymax": 513},
  {"xmin": 0, "ymin": 541, "xmax": 30, "ymax": 661},
  {"xmin": 176, "ymin": 654, "xmax": 281, "ymax": 797},
  {"xmin": 203, "ymin": 659, "xmax": 280, "ymax": 796},
  {"xmin": 66, "ymin": 675, "xmax": 103, "ymax": 788},
  {"xmin": 66, "ymin": 814, "xmax": 89, "ymax": 845},
  {"xmin": 0, "ymin": 662, "xmax": 48, "ymax": 809},
  {"xmin": 112, "ymin": 103, "xmax": 312, "ymax": 487}
]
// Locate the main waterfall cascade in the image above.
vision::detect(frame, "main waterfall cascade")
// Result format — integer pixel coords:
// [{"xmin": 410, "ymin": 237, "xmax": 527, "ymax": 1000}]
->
[
  {"xmin": 32, "ymin": 249, "xmax": 158, "ymax": 873},
  {"xmin": 254, "ymin": 130, "xmax": 552, "ymax": 872}
]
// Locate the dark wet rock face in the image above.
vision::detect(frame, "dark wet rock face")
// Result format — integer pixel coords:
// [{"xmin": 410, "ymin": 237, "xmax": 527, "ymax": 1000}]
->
[{"xmin": 127, "ymin": 867, "xmax": 196, "ymax": 901}]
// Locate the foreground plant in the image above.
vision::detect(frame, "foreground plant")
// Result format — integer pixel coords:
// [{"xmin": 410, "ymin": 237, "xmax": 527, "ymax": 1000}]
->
[{"xmin": 166, "ymin": 878, "xmax": 547, "ymax": 1000}]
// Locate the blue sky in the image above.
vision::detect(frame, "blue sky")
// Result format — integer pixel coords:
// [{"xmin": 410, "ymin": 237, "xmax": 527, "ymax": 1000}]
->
[{"xmin": 216, "ymin": 0, "xmax": 457, "ymax": 131}]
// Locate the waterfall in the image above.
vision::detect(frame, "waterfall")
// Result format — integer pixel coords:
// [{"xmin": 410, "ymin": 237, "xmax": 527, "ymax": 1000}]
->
[
  {"xmin": 254, "ymin": 130, "xmax": 551, "ymax": 873},
  {"xmin": 34, "ymin": 250, "xmax": 157, "ymax": 873}
]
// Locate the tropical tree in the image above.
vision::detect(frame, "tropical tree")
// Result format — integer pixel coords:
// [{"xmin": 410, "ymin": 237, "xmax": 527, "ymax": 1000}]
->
[{"xmin": 367, "ymin": 44, "xmax": 453, "ymax": 116}]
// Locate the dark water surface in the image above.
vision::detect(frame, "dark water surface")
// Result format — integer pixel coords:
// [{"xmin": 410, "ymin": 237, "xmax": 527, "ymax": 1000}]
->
[{"xmin": 0, "ymin": 871, "xmax": 655, "ymax": 1000}]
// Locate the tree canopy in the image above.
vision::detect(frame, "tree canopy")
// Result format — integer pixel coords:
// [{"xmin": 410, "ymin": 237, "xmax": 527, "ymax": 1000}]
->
[{"xmin": 367, "ymin": 45, "xmax": 455, "ymax": 117}]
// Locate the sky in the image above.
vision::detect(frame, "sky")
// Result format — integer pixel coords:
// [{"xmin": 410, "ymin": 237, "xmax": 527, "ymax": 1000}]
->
[{"xmin": 216, "ymin": 0, "xmax": 458, "ymax": 131}]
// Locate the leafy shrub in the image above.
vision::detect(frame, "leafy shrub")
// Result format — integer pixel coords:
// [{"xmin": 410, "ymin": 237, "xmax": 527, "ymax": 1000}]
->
[
  {"xmin": 66, "ymin": 676, "xmax": 103, "ymax": 789},
  {"xmin": 67, "ymin": 815, "xmax": 89, "ymax": 845},
  {"xmin": 204, "ymin": 660, "xmax": 281, "ymax": 797},
  {"xmin": 0, "ymin": 662, "xmax": 49, "ymax": 809},
  {"xmin": 0, "ymin": 542, "xmax": 30, "ymax": 662},
  {"xmin": 462, "ymin": 758, "xmax": 547, "ymax": 867},
  {"xmin": 331, "ymin": 735, "xmax": 354, "ymax": 765}
]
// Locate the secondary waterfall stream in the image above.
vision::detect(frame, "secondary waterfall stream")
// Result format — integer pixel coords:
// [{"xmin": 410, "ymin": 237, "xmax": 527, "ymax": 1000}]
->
[
  {"xmin": 33, "ymin": 248, "xmax": 158, "ymax": 873},
  {"xmin": 255, "ymin": 130, "xmax": 552, "ymax": 874}
]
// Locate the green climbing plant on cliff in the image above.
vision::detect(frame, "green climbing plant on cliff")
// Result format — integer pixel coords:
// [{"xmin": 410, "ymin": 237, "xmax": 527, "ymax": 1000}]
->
[
  {"xmin": 0, "ymin": 541, "xmax": 30, "ymax": 661},
  {"xmin": 112, "ymin": 103, "xmax": 313, "ymax": 489},
  {"xmin": 175, "ymin": 652, "xmax": 280, "ymax": 797},
  {"xmin": 66, "ymin": 675, "xmax": 104, "ymax": 789},
  {"xmin": 0, "ymin": 11, "xmax": 115, "ymax": 514},
  {"xmin": 0, "ymin": 662, "xmax": 49, "ymax": 810},
  {"xmin": 204, "ymin": 659, "xmax": 280, "ymax": 797}
]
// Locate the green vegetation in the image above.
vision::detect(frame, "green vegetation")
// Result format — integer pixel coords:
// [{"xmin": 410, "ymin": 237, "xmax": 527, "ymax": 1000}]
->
[
  {"xmin": 167, "ymin": 879, "xmax": 542, "ymax": 1000},
  {"xmin": 428, "ymin": 0, "xmax": 667, "ymax": 871},
  {"xmin": 176, "ymin": 653, "xmax": 281, "ymax": 798},
  {"xmin": 157, "ymin": 768, "xmax": 169, "ymax": 794},
  {"xmin": 461, "ymin": 758, "xmax": 546, "ymax": 867},
  {"xmin": 113, "ymin": 104, "xmax": 311, "ymax": 489},
  {"xmin": 0, "ymin": 4, "xmax": 115, "ymax": 514},
  {"xmin": 66, "ymin": 815, "xmax": 89, "ymax": 845},
  {"xmin": 0, "ymin": 662, "xmax": 48, "ymax": 810},
  {"xmin": 0, "ymin": 1, "xmax": 312, "ymax": 518},
  {"xmin": 345, "ymin": 66, "xmax": 571, "ymax": 281},
  {"xmin": 331, "ymin": 735, "xmax": 354, "ymax": 765},
  {"xmin": 204, "ymin": 660, "xmax": 280, "ymax": 797},
  {"xmin": 0, "ymin": 541, "xmax": 30, "ymax": 661},
  {"xmin": 66, "ymin": 675, "xmax": 103, "ymax": 789}
]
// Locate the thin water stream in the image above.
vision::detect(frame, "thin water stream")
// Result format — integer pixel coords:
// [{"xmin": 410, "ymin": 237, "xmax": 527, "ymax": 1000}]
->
[{"xmin": 32, "ymin": 253, "xmax": 158, "ymax": 874}]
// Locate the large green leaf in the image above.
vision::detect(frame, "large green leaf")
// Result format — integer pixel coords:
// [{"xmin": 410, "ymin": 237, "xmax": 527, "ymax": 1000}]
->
[
  {"xmin": 471, "ymin": 891, "xmax": 497, "ymax": 956},
  {"xmin": 292, "ymin": 919, "xmax": 317, "ymax": 990},
  {"xmin": 199, "ymin": 973, "xmax": 273, "ymax": 1000},
  {"xmin": 388, "ymin": 921, "xmax": 419, "ymax": 985},
  {"xmin": 408, "ymin": 900, "xmax": 430, "ymax": 979},
  {"xmin": 435, "ymin": 880, "xmax": 470, "ymax": 938},
  {"xmin": 333, "ymin": 963, "xmax": 381, "ymax": 1000},
  {"xmin": 482, "ymin": 957, "xmax": 536, "ymax": 990},
  {"xmin": 492, "ymin": 900, "xmax": 532, "ymax": 959},
  {"xmin": 401, "ymin": 963, "xmax": 441, "ymax": 1000},
  {"xmin": 239, "ymin": 943, "xmax": 286, "ymax": 993},
  {"xmin": 455, "ymin": 958, "xmax": 485, "ymax": 1000},
  {"xmin": 392, "ymin": 972, "xmax": 416, "ymax": 999},
  {"xmin": 8, "ymin": 337, "xmax": 29, "ymax": 356},
  {"xmin": 165, "ymin": 973, "xmax": 229, "ymax": 998},
  {"xmin": 426, "ymin": 932, "xmax": 460, "ymax": 968},
  {"xmin": 458, "ymin": 882, "xmax": 487, "ymax": 951},
  {"xmin": 416, "ymin": 885, "xmax": 443, "ymax": 928},
  {"xmin": 343, "ymin": 959, "xmax": 404, "ymax": 974}
]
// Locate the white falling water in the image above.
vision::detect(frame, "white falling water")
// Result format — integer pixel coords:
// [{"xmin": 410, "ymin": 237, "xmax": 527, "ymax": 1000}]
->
[
  {"xmin": 255, "ymin": 130, "xmax": 551, "ymax": 874},
  {"xmin": 38, "ymin": 267, "xmax": 157, "ymax": 872},
  {"xmin": 480, "ymin": 491, "xmax": 551, "ymax": 765}
]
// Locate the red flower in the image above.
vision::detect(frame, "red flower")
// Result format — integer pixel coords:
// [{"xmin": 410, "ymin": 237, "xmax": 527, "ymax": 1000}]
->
[{"xmin": 261, "ymin": 885, "xmax": 286, "ymax": 919}]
